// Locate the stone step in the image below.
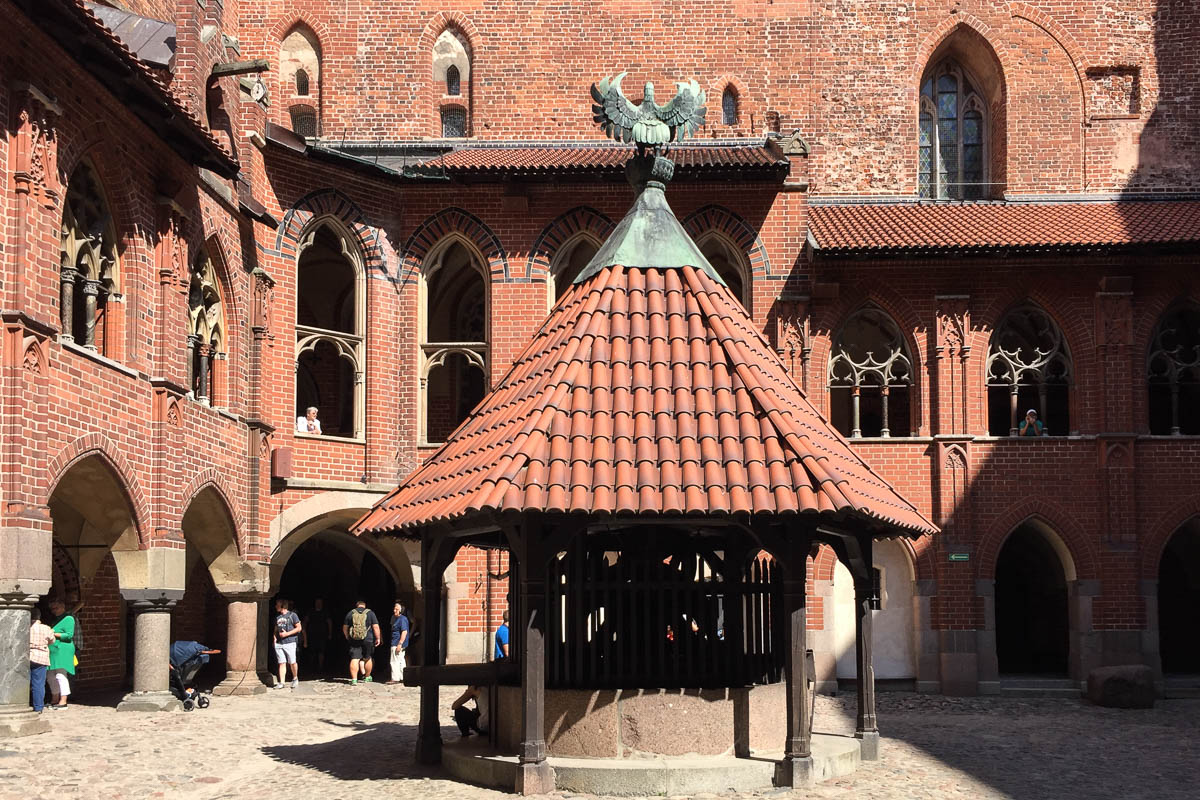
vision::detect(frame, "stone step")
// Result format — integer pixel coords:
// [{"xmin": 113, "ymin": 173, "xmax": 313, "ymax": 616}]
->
[{"xmin": 1000, "ymin": 678, "xmax": 1081, "ymax": 698}]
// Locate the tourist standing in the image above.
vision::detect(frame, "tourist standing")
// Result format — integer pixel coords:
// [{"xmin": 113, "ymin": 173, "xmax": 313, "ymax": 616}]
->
[
  {"xmin": 29, "ymin": 608, "xmax": 55, "ymax": 713},
  {"xmin": 303, "ymin": 597, "xmax": 332, "ymax": 674},
  {"xmin": 47, "ymin": 600, "xmax": 75, "ymax": 709},
  {"xmin": 387, "ymin": 601, "xmax": 410, "ymax": 684},
  {"xmin": 494, "ymin": 609, "xmax": 509, "ymax": 660},
  {"xmin": 343, "ymin": 599, "xmax": 380, "ymax": 684},
  {"xmin": 272, "ymin": 597, "xmax": 302, "ymax": 689}
]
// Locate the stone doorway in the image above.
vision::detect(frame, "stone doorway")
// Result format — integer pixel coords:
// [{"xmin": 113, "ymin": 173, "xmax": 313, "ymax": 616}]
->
[
  {"xmin": 1158, "ymin": 518, "xmax": 1200, "ymax": 674},
  {"xmin": 995, "ymin": 523, "xmax": 1070, "ymax": 675}
]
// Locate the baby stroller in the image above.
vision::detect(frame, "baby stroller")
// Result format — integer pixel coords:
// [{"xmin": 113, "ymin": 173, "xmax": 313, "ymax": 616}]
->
[{"xmin": 169, "ymin": 641, "xmax": 216, "ymax": 711}]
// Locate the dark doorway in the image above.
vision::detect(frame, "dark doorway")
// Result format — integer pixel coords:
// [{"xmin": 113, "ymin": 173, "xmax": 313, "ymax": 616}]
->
[
  {"xmin": 276, "ymin": 531, "xmax": 398, "ymax": 679},
  {"xmin": 995, "ymin": 524, "xmax": 1070, "ymax": 674},
  {"xmin": 1159, "ymin": 521, "xmax": 1200, "ymax": 674}
]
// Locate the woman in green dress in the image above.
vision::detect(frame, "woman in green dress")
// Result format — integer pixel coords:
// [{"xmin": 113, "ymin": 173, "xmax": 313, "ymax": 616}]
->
[{"xmin": 47, "ymin": 599, "xmax": 76, "ymax": 709}]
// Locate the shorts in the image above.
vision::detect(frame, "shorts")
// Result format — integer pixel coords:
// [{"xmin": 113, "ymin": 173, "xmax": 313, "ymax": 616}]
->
[
  {"xmin": 273, "ymin": 641, "xmax": 298, "ymax": 664},
  {"xmin": 348, "ymin": 641, "xmax": 374, "ymax": 660}
]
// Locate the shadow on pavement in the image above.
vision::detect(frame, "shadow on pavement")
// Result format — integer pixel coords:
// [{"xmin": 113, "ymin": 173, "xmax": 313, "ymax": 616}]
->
[{"xmin": 262, "ymin": 720, "xmax": 450, "ymax": 781}]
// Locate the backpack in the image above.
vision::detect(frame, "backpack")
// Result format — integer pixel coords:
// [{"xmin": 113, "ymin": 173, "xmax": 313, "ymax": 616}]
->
[{"xmin": 349, "ymin": 608, "xmax": 369, "ymax": 641}]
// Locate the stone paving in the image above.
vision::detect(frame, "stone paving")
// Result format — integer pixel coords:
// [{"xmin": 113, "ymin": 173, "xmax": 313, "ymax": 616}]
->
[{"xmin": 1, "ymin": 679, "xmax": 1197, "ymax": 800}]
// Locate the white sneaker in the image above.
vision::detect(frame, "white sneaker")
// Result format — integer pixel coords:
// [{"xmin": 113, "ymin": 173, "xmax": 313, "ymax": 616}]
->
[
  {"xmin": 291, "ymin": 679, "xmax": 299, "ymax": 689},
  {"xmin": 272, "ymin": 682, "xmax": 284, "ymax": 690}
]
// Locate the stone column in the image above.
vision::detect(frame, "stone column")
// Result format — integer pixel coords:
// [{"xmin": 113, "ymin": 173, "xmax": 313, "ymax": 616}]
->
[
  {"xmin": 213, "ymin": 594, "xmax": 268, "ymax": 696},
  {"xmin": 0, "ymin": 593, "xmax": 50, "ymax": 737},
  {"xmin": 59, "ymin": 266, "xmax": 78, "ymax": 341},
  {"xmin": 117, "ymin": 591, "xmax": 183, "ymax": 712},
  {"xmin": 81, "ymin": 279, "xmax": 101, "ymax": 350}
]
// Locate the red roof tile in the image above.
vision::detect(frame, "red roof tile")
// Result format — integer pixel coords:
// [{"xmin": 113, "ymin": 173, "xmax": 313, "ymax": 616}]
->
[
  {"xmin": 808, "ymin": 201, "xmax": 1200, "ymax": 254},
  {"xmin": 354, "ymin": 262, "xmax": 936, "ymax": 537},
  {"xmin": 422, "ymin": 143, "xmax": 788, "ymax": 174}
]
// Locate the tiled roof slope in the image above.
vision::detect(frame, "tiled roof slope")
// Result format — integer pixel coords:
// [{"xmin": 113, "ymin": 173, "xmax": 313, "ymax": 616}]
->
[
  {"xmin": 421, "ymin": 142, "xmax": 788, "ymax": 175},
  {"xmin": 354, "ymin": 261, "xmax": 936, "ymax": 537},
  {"xmin": 808, "ymin": 201, "xmax": 1200, "ymax": 254}
]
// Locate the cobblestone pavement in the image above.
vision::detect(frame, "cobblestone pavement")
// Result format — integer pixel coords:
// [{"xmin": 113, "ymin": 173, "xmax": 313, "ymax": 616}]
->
[{"xmin": 1, "ymin": 681, "xmax": 1197, "ymax": 800}]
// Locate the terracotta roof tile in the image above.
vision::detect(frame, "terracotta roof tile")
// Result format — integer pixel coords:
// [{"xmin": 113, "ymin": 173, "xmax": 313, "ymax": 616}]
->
[
  {"xmin": 808, "ymin": 201, "xmax": 1200, "ymax": 254},
  {"xmin": 354, "ymin": 260, "xmax": 936, "ymax": 537},
  {"xmin": 421, "ymin": 143, "xmax": 788, "ymax": 174}
]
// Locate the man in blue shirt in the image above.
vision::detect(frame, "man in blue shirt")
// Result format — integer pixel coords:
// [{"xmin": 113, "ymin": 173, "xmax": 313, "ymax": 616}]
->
[
  {"xmin": 388, "ymin": 601, "xmax": 410, "ymax": 684},
  {"xmin": 494, "ymin": 609, "xmax": 509, "ymax": 660}
]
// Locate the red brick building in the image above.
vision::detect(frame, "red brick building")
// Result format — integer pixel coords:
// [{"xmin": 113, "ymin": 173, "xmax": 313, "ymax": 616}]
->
[{"xmin": 1, "ymin": 0, "xmax": 1198, "ymax": 732}]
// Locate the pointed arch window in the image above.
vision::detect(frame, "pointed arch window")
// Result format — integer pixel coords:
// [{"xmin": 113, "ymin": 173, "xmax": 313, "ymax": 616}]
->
[
  {"xmin": 828, "ymin": 308, "xmax": 913, "ymax": 438},
  {"xmin": 446, "ymin": 65, "xmax": 461, "ymax": 97},
  {"xmin": 188, "ymin": 251, "xmax": 225, "ymax": 406},
  {"xmin": 697, "ymin": 233, "xmax": 751, "ymax": 313},
  {"xmin": 919, "ymin": 59, "xmax": 987, "ymax": 200},
  {"xmin": 550, "ymin": 234, "xmax": 601, "ymax": 306},
  {"xmin": 422, "ymin": 239, "xmax": 488, "ymax": 444},
  {"xmin": 295, "ymin": 222, "xmax": 365, "ymax": 438},
  {"xmin": 290, "ymin": 106, "xmax": 317, "ymax": 138},
  {"xmin": 295, "ymin": 69, "xmax": 310, "ymax": 96},
  {"xmin": 60, "ymin": 161, "xmax": 118, "ymax": 355},
  {"xmin": 721, "ymin": 86, "xmax": 738, "ymax": 126},
  {"xmin": 986, "ymin": 305, "xmax": 1072, "ymax": 436},
  {"xmin": 1147, "ymin": 304, "xmax": 1200, "ymax": 435},
  {"xmin": 434, "ymin": 29, "xmax": 471, "ymax": 134}
]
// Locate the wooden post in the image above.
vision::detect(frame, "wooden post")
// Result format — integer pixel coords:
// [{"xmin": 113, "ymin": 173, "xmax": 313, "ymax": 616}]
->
[
  {"xmin": 854, "ymin": 533, "xmax": 880, "ymax": 761},
  {"xmin": 515, "ymin": 522, "xmax": 554, "ymax": 795},
  {"xmin": 416, "ymin": 532, "xmax": 446, "ymax": 764},
  {"xmin": 778, "ymin": 531, "xmax": 813, "ymax": 788}
]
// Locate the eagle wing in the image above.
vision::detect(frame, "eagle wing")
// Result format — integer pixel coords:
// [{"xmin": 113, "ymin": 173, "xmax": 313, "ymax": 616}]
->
[
  {"xmin": 655, "ymin": 80, "xmax": 707, "ymax": 142},
  {"xmin": 591, "ymin": 72, "xmax": 644, "ymax": 143}
]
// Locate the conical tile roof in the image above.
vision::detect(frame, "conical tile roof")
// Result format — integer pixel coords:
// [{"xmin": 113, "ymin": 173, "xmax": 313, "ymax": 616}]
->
[{"xmin": 354, "ymin": 159, "xmax": 937, "ymax": 537}]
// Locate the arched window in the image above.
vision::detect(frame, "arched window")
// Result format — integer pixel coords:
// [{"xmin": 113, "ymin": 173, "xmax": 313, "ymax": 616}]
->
[
  {"xmin": 828, "ymin": 308, "xmax": 913, "ymax": 438},
  {"xmin": 433, "ymin": 29, "xmax": 471, "ymax": 134},
  {"xmin": 986, "ymin": 305, "xmax": 1072, "ymax": 436},
  {"xmin": 550, "ymin": 235, "xmax": 601, "ymax": 305},
  {"xmin": 721, "ymin": 86, "xmax": 738, "ymax": 126},
  {"xmin": 290, "ymin": 107, "xmax": 317, "ymax": 138},
  {"xmin": 422, "ymin": 239, "xmax": 488, "ymax": 444},
  {"xmin": 296, "ymin": 222, "xmax": 364, "ymax": 438},
  {"xmin": 60, "ymin": 161, "xmax": 118, "ymax": 355},
  {"xmin": 280, "ymin": 26, "xmax": 321, "ymax": 129},
  {"xmin": 1147, "ymin": 303, "xmax": 1200, "ymax": 435},
  {"xmin": 697, "ymin": 233, "xmax": 750, "ymax": 312},
  {"xmin": 188, "ymin": 250, "xmax": 225, "ymax": 406},
  {"xmin": 919, "ymin": 59, "xmax": 987, "ymax": 200}
]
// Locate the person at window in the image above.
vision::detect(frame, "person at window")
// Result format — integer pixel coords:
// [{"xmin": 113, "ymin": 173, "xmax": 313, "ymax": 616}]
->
[
  {"xmin": 1019, "ymin": 409, "xmax": 1045, "ymax": 437},
  {"xmin": 296, "ymin": 406, "xmax": 322, "ymax": 435}
]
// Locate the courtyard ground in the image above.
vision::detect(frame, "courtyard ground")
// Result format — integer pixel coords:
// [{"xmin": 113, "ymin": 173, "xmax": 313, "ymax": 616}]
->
[{"xmin": 1, "ymin": 681, "xmax": 1196, "ymax": 800}]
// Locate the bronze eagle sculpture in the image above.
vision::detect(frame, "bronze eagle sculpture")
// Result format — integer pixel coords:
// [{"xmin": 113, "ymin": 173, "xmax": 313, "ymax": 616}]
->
[{"xmin": 590, "ymin": 73, "xmax": 707, "ymax": 150}]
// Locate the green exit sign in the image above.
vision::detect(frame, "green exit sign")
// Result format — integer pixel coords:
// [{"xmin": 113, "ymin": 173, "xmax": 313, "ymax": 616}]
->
[{"xmin": 948, "ymin": 553, "xmax": 970, "ymax": 562}]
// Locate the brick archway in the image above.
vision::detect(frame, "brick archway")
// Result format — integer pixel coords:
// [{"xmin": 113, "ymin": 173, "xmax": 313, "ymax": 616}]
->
[
  {"xmin": 682, "ymin": 204, "xmax": 771, "ymax": 278},
  {"xmin": 180, "ymin": 469, "xmax": 246, "ymax": 554},
  {"xmin": 528, "ymin": 207, "xmax": 615, "ymax": 283},
  {"xmin": 276, "ymin": 189, "xmax": 385, "ymax": 278},
  {"xmin": 400, "ymin": 207, "xmax": 508, "ymax": 284},
  {"xmin": 977, "ymin": 503, "xmax": 1098, "ymax": 582},
  {"xmin": 46, "ymin": 434, "xmax": 150, "ymax": 547}
]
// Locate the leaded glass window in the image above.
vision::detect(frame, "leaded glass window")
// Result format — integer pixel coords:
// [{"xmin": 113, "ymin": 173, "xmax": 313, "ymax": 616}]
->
[
  {"xmin": 1148, "ymin": 304, "xmax": 1200, "ymax": 435},
  {"xmin": 441, "ymin": 106, "xmax": 467, "ymax": 138},
  {"xmin": 986, "ymin": 305, "xmax": 1072, "ymax": 435},
  {"xmin": 919, "ymin": 60, "xmax": 987, "ymax": 200},
  {"xmin": 446, "ymin": 65, "xmax": 461, "ymax": 96},
  {"xmin": 722, "ymin": 86, "xmax": 738, "ymax": 125},
  {"xmin": 828, "ymin": 308, "xmax": 914, "ymax": 438},
  {"xmin": 290, "ymin": 107, "xmax": 317, "ymax": 138}
]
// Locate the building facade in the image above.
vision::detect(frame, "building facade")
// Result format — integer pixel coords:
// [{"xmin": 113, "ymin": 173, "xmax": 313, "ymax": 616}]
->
[{"xmin": 1, "ymin": 0, "xmax": 1198, "ymax": 731}]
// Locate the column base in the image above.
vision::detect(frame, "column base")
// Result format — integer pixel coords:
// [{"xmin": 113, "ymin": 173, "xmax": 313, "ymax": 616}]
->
[
  {"xmin": 774, "ymin": 755, "xmax": 814, "ymax": 787},
  {"xmin": 515, "ymin": 761, "xmax": 555, "ymax": 795},
  {"xmin": 416, "ymin": 730, "xmax": 443, "ymax": 764},
  {"xmin": 856, "ymin": 730, "xmax": 881, "ymax": 761},
  {"xmin": 0, "ymin": 705, "xmax": 51, "ymax": 738},
  {"xmin": 212, "ymin": 670, "xmax": 269, "ymax": 696},
  {"xmin": 116, "ymin": 691, "xmax": 183, "ymax": 712}
]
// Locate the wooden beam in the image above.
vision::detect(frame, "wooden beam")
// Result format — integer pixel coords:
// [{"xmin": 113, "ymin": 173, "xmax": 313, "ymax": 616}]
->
[
  {"xmin": 402, "ymin": 660, "xmax": 519, "ymax": 688},
  {"xmin": 515, "ymin": 518, "xmax": 554, "ymax": 795},
  {"xmin": 777, "ymin": 531, "xmax": 814, "ymax": 787}
]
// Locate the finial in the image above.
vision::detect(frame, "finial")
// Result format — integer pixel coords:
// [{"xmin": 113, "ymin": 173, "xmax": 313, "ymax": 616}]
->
[{"xmin": 590, "ymin": 72, "xmax": 707, "ymax": 157}]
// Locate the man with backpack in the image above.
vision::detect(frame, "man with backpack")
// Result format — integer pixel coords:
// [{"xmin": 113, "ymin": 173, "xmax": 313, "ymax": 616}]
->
[{"xmin": 342, "ymin": 599, "xmax": 380, "ymax": 685}]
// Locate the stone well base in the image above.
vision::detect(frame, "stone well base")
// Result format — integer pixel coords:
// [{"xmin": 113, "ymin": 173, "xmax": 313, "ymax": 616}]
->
[
  {"xmin": 495, "ymin": 683, "xmax": 791, "ymax": 757},
  {"xmin": 442, "ymin": 734, "xmax": 861, "ymax": 795}
]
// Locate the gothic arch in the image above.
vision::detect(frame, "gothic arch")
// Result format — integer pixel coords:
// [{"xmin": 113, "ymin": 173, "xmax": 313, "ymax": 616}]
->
[
  {"xmin": 419, "ymin": 14, "xmax": 480, "ymax": 136},
  {"xmin": 1008, "ymin": 2, "xmax": 1087, "ymax": 119},
  {"xmin": 912, "ymin": 17, "xmax": 1014, "ymax": 92},
  {"xmin": 977, "ymin": 504, "xmax": 1098, "ymax": 582},
  {"xmin": 277, "ymin": 189, "xmax": 385, "ymax": 278},
  {"xmin": 400, "ymin": 207, "xmax": 508, "ymax": 284},
  {"xmin": 528, "ymin": 206, "xmax": 615, "ymax": 282},
  {"xmin": 1142, "ymin": 503, "xmax": 1200, "ymax": 580},
  {"xmin": 267, "ymin": 8, "xmax": 333, "ymax": 44},
  {"xmin": 682, "ymin": 205, "xmax": 770, "ymax": 277},
  {"xmin": 46, "ymin": 434, "xmax": 150, "ymax": 547},
  {"xmin": 179, "ymin": 469, "xmax": 246, "ymax": 550}
]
